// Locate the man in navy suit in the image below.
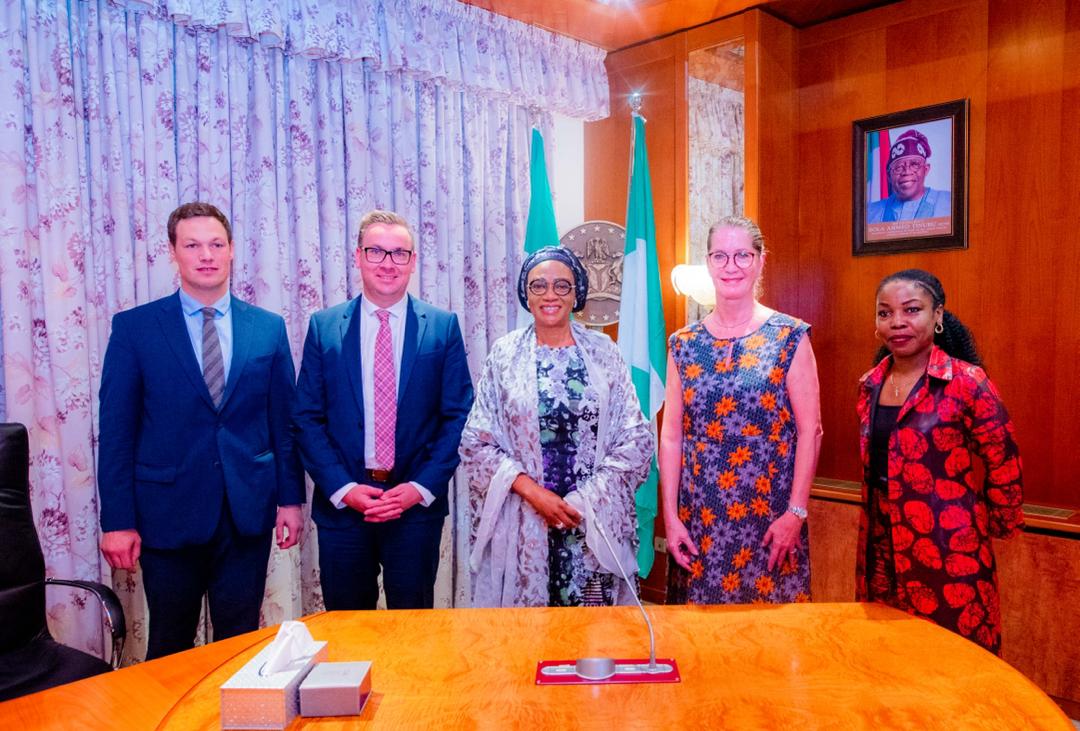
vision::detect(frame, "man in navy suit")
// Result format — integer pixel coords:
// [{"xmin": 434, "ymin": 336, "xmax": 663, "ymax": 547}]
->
[
  {"xmin": 98, "ymin": 202, "xmax": 304, "ymax": 659},
  {"xmin": 293, "ymin": 210, "xmax": 473, "ymax": 610}
]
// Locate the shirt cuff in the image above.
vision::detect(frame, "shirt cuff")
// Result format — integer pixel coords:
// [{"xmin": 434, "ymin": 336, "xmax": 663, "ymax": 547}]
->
[
  {"xmin": 411, "ymin": 481, "xmax": 435, "ymax": 507},
  {"xmin": 330, "ymin": 482, "xmax": 357, "ymax": 509}
]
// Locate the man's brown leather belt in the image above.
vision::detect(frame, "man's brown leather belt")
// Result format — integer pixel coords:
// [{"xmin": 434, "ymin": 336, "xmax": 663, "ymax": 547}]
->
[{"xmin": 365, "ymin": 468, "xmax": 392, "ymax": 483}]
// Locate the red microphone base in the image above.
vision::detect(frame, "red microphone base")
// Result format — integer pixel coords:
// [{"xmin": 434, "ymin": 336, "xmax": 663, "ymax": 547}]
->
[{"xmin": 535, "ymin": 658, "xmax": 681, "ymax": 685}]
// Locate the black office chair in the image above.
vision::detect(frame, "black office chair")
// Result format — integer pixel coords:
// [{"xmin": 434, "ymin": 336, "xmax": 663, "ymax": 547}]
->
[{"xmin": 0, "ymin": 423, "xmax": 126, "ymax": 701}]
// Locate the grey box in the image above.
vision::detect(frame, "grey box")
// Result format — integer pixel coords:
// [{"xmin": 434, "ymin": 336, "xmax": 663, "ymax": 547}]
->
[
  {"xmin": 219, "ymin": 641, "xmax": 328, "ymax": 730},
  {"xmin": 299, "ymin": 661, "xmax": 373, "ymax": 717}
]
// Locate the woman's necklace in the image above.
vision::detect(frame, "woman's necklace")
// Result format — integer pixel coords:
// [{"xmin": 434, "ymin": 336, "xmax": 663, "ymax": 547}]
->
[
  {"xmin": 710, "ymin": 310, "xmax": 755, "ymax": 365},
  {"xmin": 889, "ymin": 371, "xmax": 921, "ymax": 398},
  {"xmin": 709, "ymin": 311, "xmax": 754, "ymax": 336}
]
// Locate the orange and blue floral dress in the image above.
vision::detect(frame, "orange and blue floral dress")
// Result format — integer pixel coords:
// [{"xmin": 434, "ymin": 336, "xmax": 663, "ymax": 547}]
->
[{"xmin": 667, "ymin": 312, "xmax": 811, "ymax": 605}]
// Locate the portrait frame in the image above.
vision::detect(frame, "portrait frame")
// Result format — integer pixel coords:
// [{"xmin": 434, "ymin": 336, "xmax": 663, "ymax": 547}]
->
[{"xmin": 852, "ymin": 99, "xmax": 968, "ymax": 256}]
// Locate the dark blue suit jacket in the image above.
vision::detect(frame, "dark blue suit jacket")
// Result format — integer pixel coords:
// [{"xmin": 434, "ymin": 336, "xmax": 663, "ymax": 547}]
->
[
  {"xmin": 97, "ymin": 292, "xmax": 304, "ymax": 550},
  {"xmin": 292, "ymin": 295, "xmax": 473, "ymax": 528}
]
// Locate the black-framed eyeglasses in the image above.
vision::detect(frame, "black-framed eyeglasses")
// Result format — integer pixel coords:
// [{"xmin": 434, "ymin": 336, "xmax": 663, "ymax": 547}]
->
[
  {"xmin": 707, "ymin": 250, "xmax": 756, "ymax": 269},
  {"xmin": 889, "ymin": 159, "xmax": 926, "ymax": 175},
  {"xmin": 363, "ymin": 246, "xmax": 414, "ymax": 265},
  {"xmin": 528, "ymin": 278, "xmax": 574, "ymax": 297}
]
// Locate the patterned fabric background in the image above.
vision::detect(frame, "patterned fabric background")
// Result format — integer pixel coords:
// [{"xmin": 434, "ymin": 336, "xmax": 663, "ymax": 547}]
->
[{"xmin": 0, "ymin": 0, "xmax": 608, "ymax": 663}]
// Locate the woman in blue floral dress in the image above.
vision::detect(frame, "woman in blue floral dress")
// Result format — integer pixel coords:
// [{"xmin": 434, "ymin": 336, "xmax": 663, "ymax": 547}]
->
[{"xmin": 660, "ymin": 217, "xmax": 822, "ymax": 604}]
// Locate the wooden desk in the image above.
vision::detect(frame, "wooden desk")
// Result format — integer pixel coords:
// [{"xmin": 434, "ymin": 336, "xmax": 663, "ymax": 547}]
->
[{"xmin": 0, "ymin": 603, "xmax": 1071, "ymax": 729}]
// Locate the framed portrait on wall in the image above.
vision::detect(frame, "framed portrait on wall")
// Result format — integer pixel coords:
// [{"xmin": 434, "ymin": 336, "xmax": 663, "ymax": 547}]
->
[{"xmin": 852, "ymin": 99, "xmax": 968, "ymax": 255}]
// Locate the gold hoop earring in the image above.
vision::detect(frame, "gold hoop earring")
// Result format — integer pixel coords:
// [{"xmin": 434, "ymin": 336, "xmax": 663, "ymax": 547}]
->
[
  {"xmin": 873, "ymin": 330, "xmax": 881, "ymax": 340},
  {"xmin": 934, "ymin": 322, "xmax": 944, "ymax": 334}
]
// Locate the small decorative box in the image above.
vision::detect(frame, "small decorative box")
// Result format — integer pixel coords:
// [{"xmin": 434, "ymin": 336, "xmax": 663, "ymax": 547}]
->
[
  {"xmin": 219, "ymin": 639, "xmax": 328, "ymax": 729},
  {"xmin": 299, "ymin": 661, "xmax": 373, "ymax": 717}
]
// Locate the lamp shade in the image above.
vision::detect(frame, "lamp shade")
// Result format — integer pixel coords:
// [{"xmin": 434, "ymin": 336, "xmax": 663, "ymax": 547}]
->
[{"xmin": 670, "ymin": 264, "xmax": 715, "ymax": 306}]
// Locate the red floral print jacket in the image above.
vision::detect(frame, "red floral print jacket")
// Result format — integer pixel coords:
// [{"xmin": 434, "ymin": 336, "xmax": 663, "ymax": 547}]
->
[{"xmin": 855, "ymin": 346, "xmax": 1024, "ymax": 654}]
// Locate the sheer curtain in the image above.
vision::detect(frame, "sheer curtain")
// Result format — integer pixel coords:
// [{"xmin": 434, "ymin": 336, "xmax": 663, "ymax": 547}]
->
[
  {"xmin": 687, "ymin": 77, "xmax": 744, "ymax": 322},
  {"xmin": 0, "ymin": 0, "xmax": 608, "ymax": 662}
]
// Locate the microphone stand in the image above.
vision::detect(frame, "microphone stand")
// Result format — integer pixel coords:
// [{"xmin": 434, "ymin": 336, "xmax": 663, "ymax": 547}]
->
[
  {"xmin": 536, "ymin": 496, "xmax": 679, "ymax": 685},
  {"xmin": 592, "ymin": 508, "xmax": 658, "ymax": 671}
]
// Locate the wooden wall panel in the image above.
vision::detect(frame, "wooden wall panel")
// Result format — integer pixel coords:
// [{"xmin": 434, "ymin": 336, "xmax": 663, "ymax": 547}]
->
[
  {"xmin": 792, "ymin": 0, "xmax": 1080, "ymax": 510},
  {"xmin": 997, "ymin": 530, "xmax": 1080, "ymax": 703},
  {"xmin": 807, "ymin": 498, "xmax": 860, "ymax": 602}
]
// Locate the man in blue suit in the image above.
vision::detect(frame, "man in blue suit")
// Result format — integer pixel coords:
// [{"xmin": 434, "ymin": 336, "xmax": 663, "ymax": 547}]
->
[
  {"xmin": 98, "ymin": 202, "xmax": 304, "ymax": 659},
  {"xmin": 293, "ymin": 210, "xmax": 473, "ymax": 610}
]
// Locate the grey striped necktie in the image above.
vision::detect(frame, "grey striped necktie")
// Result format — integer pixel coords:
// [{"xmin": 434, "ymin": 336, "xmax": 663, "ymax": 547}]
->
[{"xmin": 201, "ymin": 307, "xmax": 225, "ymax": 407}]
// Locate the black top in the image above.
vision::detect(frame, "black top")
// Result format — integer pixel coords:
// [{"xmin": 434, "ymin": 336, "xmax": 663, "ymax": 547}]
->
[{"xmin": 869, "ymin": 403, "xmax": 902, "ymax": 489}]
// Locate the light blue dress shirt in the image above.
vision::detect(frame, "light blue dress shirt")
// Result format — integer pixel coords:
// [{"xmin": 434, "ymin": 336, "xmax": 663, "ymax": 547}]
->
[{"xmin": 178, "ymin": 288, "xmax": 233, "ymax": 385}]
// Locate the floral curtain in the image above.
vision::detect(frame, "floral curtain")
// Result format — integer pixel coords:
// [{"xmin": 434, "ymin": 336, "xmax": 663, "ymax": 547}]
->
[
  {"xmin": 0, "ymin": 0, "xmax": 608, "ymax": 663},
  {"xmin": 687, "ymin": 76, "xmax": 744, "ymax": 322}
]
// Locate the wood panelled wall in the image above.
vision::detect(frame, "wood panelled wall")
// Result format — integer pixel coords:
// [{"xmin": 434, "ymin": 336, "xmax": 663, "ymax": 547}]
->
[
  {"xmin": 793, "ymin": 0, "xmax": 1080, "ymax": 509},
  {"xmin": 585, "ymin": 0, "xmax": 1080, "ymax": 706}
]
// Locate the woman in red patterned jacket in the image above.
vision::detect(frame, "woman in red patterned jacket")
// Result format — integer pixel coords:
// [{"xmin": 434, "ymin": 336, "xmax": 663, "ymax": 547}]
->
[{"xmin": 857, "ymin": 269, "xmax": 1023, "ymax": 655}]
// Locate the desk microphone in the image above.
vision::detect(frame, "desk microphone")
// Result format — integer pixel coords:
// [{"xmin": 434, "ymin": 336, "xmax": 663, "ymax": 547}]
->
[{"xmin": 535, "ymin": 494, "xmax": 680, "ymax": 685}]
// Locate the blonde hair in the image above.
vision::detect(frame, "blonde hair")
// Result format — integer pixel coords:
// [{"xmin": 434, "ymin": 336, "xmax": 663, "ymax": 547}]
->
[
  {"xmin": 707, "ymin": 215, "xmax": 765, "ymax": 254},
  {"xmin": 357, "ymin": 210, "xmax": 415, "ymax": 248}
]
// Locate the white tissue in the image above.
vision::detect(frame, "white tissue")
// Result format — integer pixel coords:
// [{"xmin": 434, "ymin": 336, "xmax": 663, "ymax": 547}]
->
[{"xmin": 260, "ymin": 621, "xmax": 321, "ymax": 676}]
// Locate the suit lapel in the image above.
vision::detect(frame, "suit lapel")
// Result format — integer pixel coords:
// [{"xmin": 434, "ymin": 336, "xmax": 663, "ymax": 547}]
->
[
  {"xmin": 157, "ymin": 292, "xmax": 216, "ymax": 410},
  {"xmin": 341, "ymin": 297, "xmax": 365, "ymax": 415},
  {"xmin": 219, "ymin": 297, "xmax": 252, "ymax": 410},
  {"xmin": 398, "ymin": 296, "xmax": 427, "ymax": 407}
]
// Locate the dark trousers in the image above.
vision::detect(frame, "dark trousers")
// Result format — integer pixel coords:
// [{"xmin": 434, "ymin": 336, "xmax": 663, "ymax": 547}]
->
[
  {"xmin": 317, "ymin": 514, "xmax": 443, "ymax": 610},
  {"xmin": 140, "ymin": 502, "xmax": 271, "ymax": 660}
]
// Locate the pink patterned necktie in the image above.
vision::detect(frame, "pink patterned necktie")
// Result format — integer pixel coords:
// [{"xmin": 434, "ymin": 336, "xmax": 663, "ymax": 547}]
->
[{"xmin": 373, "ymin": 309, "xmax": 396, "ymax": 470}]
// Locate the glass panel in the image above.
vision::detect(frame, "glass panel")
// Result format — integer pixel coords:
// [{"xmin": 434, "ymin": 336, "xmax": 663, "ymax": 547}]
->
[{"xmin": 686, "ymin": 39, "xmax": 745, "ymax": 322}]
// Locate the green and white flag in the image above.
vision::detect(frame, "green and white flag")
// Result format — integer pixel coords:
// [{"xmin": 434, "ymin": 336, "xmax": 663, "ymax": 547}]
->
[
  {"xmin": 519, "ymin": 127, "xmax": 559, "ymax": 328},
  {"xmin": 618, "ymin": 114, "xmax": 667, "ymax": 578},
  {"xmin": 524, "ymin": 127, "xmax": 558, "ymax": 254}
]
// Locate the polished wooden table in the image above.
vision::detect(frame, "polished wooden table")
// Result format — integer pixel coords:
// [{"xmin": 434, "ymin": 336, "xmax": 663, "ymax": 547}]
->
[{"xmin": 0, "ymin": 603, "xmax": 1071, "ymax": 729}]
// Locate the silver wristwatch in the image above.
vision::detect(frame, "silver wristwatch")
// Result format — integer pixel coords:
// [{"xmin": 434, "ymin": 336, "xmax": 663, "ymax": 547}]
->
[{"xmin": 787, "ymin": 505, "xmax": 808, "ymax": 520}]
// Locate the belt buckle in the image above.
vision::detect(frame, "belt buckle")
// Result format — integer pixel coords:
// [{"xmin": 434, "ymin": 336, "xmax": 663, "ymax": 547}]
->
[{"xmin": 367, "ymin": 468, "xmax": 392, "ymax": 483}]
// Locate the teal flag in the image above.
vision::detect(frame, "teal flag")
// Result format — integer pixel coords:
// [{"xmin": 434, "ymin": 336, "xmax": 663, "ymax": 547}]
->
[
  {"xmin": 617, "ymin": 114, "xmax": 667, "ymax": 578},
  {"xmin": 524, "ymin": 128, "xmax": 558, "ymax": 255}
]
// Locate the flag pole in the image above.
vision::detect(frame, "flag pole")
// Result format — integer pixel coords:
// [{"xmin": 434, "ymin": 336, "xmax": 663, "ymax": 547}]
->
[{"xmin": 618, "ymin": 91, "xmax": 666, "ymax": 579}]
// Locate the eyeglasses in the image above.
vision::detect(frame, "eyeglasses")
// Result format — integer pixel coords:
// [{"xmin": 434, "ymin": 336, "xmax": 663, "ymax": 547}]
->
[
  {"xmin": 362, "ymin": 246, "xmax": 414, "ymax": 265},
  {"xmin": 528, "ymin": 278, "xmax": 574, "ymax": 297},
  {"xmin": 707, "ymin": 250, "xmax": 756, "ymax": 269},
  {"xmin": 890, "ymin": 160, "xmax": 925, "ymax": 174}
]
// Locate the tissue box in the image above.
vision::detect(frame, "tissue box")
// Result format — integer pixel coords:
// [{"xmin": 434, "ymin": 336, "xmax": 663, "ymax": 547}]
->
[
  {"xmin": 300, "ymin": 661, "xmax": 373, "ymax": 717},
  {"xmin": 220, "ymin": 639, "xmax": 328, "ymax": 729}
]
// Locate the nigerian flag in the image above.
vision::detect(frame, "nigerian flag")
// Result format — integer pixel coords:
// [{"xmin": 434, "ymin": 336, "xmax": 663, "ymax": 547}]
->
[
  {"xmin": 519, "ymin": 128, "xmax": 559, "ymax": 328},
  {"xmin": 524, "ymin": 127, "xmax": 558, "ymax": 255},
  {"xmin": 618, "ymin": 114, "xmax": 666, "ymax": 578}
]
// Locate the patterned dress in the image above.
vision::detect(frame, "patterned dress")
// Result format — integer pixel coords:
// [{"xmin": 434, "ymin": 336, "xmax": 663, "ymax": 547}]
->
[
  {"xmin": 535, "ymin": 344, "xmax": 616, "ymax": 606},
  {"xmin": 464, "ymin": 323, "xmax": 653, "ymax": 608},
  {"xmin": 667, "ymin": 312, "xmax": 811, "ymax": 605},
  {"xmin": 856, "ymin": 347, "xmax": 1024, "ymax": 655}
]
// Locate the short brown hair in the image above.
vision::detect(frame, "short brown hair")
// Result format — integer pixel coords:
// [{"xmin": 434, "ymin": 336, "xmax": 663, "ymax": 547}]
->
[
  {"xmin": 357, "ymin": 210, "xmax": 414, "ymax": 248},
  {"xmin": 167, "ymin": 202, "xmax": 232, "ymax": 247}
]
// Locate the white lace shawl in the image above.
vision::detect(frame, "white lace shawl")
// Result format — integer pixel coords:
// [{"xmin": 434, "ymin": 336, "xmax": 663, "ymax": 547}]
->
[{"xmin": 461, "ymin": 322, "xmax": 654, "ymax": 607}]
